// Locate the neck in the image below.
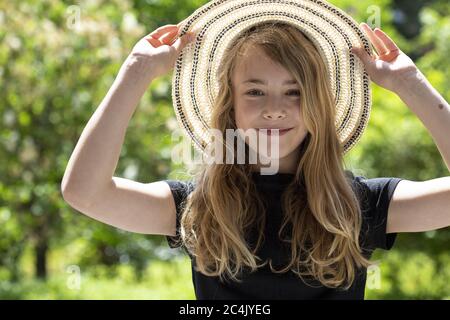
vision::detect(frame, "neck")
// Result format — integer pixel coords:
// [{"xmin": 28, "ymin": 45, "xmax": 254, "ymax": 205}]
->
[{"xmin": 251, "ymin": 148, "xmax": 301, "ymax": 174}]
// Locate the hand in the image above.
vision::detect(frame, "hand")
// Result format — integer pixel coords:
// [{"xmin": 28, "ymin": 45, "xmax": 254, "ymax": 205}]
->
[
  {"xmin": 350, "ymin": 23, "xmax": 419, "ymax": 93},
  {"xmin": 128, "ymin": 21, "xmax": 196, "ymax": 79}
]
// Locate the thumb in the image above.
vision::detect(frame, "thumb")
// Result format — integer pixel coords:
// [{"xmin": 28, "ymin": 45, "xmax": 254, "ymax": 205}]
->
[
  {"xmin": 172, "ymin": 32, "xmax": 196, "ymax": 54},
  {"xmin": 350, "ymin": 46, "xmax": 374, "ymax": 67}
]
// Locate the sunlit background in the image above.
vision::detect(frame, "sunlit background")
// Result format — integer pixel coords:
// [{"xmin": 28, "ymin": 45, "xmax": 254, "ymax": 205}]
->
[{"xmin": 0, "ymin": 0, "xmax": 449, "ymax": 299}]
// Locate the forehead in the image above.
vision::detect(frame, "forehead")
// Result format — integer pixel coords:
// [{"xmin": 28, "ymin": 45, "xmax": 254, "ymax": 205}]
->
[{"xmin": 232, "ymin": 46, "xmax": 292, "ymax": 82}]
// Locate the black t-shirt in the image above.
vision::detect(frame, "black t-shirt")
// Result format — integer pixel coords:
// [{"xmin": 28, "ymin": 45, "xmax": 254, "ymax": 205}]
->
[{"xmin": 163, "ymin": 171, "xmax": 403, "ymax": 299}]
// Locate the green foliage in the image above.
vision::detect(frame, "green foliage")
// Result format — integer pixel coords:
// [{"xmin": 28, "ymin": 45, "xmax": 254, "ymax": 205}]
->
[
  {"xmin": 365, "ymin": 250, "xmax": 450, "ymax": 299},
  {"xmin": 0, "ymin": 0, "xmax": 180, "ymax": 281},
  {"xmin": 0, "ymin": 258, "xmax": 195, "ymax": 299}
]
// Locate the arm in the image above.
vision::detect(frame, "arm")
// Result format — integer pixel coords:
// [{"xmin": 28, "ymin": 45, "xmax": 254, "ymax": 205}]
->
[
  {"xmin": 61, "ymin": 23, "xmax": 195, "ymax": 235},
  {"xmin": 352, "ymin": 23, "xmax": 450, "ymax": 233},
  {"xmin": 61, "ymin": 57, "xmax": 176, "ymax": 235},
  {"xmin": 395, "ymin": 69, "xmax": 450, "ymax": 171},
  {"xmin": 61, "ymin": 55, "xmax": 157, "ymax": 203},
  {"xmin": 387, "ymin": 71, "xmax": 450, "ymax": 233}
]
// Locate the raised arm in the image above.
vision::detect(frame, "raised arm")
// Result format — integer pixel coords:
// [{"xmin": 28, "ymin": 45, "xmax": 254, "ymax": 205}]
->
[
  {"xmin": 352, "ymin": 23, "xmax": 450, "ymax": 233},
  {"xmin": 61, "ymin": 23, "xmax": 195, "ymax": 234}
]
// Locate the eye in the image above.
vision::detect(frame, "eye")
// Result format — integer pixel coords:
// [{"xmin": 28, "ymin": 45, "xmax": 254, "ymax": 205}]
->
[
  {"xmin": 246, "ymin": 89, "xmax": 263, "ymax": 96},
  {"xmin": 287, "ymin": 90, "xmax": 300, "ymax": 96},
  {"xmin": 245, "ymin": 89, "xmax": 301, "ymax": 97}
]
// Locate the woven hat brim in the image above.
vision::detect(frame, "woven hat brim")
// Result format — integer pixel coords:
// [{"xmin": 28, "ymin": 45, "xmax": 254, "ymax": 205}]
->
[{"xmin": 172, "ymin": 0, "xmax": 373, "ymax": 156}]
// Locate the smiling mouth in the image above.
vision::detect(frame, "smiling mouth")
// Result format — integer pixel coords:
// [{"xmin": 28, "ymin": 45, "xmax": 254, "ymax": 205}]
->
[{"xmin": 257, "ymin": 128, "xmax": 294, "ymax": 136}]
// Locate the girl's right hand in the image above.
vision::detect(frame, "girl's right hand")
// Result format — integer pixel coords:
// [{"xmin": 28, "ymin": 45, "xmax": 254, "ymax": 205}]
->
[{"xmin": 129, "ymin": 22, "xmax": 196, "ymax": 79}]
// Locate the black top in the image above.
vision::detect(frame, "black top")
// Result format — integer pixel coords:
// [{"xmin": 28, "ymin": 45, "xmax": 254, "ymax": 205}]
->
[{"xmin": 163, "ymin": 171, "xmax": 403, "ymax": 300}]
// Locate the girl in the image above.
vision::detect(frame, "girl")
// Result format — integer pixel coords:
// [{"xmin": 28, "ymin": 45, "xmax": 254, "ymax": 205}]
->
[{"xmin": 62, "ymin": 19, "xmax": 450, "ymax": 299}]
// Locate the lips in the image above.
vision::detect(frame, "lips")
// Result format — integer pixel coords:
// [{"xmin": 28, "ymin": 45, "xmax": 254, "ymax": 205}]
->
[{"xmin": 257, "ymin": 127, "xmax": 293, "ymax": 136}]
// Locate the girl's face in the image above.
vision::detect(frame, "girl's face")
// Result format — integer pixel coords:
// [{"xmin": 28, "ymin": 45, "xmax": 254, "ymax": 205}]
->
[{"xmin": 231, "ymin": 46, "xmax": 309, "ymax": 171}]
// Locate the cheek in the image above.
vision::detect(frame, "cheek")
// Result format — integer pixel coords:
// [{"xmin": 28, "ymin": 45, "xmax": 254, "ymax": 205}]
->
[
  {"xmin": 233, "ymin": 107, "xmax": 244, "ymax": 129},
  {"xmin": 233, "ymin": 104, "xmax": 254, "ymax": 130},
  {"xmin": 291, "ymin": 127, "xmax": 309, "ymax": 150},
  {"xmin": 292, "ymin": 107, "xmax": 306, "ymax": 128}
]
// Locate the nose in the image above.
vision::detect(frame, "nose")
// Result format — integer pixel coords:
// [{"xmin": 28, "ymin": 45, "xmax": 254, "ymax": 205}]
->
[{"xmin": 263, "ymin": 106, "xmax": 286, "ymax": 120}]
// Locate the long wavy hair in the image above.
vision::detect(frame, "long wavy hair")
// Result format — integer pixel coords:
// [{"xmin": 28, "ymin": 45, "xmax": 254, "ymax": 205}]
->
[{"xmin": 175, "ymin": 21, "xmax": 374, "ymax": 290}]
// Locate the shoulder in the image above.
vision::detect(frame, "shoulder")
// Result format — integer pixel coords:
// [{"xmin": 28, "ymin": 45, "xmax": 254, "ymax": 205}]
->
[
  {"xmin": 345, "ymin": 170, "xmax": 404, "ymax": 251},
  {"xmin": 164, "ymin": 179, "xmax": 196, "ymax": 195},
  {"xmin": 348, "ymin": 172, "xmax": 404, "ymax": 208},
  {"xmin": 163, "ymin": 179, "xmax": 196, "ymax": 254},
  {"xmin": 163, "ymin": 179, "xmax": 196, "ymax": 214}
]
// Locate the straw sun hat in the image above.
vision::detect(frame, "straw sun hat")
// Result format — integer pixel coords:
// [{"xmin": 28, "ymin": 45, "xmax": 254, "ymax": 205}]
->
[{"xmin": 172, "ymin": 0, "xmax": 373, "ymax": 157}]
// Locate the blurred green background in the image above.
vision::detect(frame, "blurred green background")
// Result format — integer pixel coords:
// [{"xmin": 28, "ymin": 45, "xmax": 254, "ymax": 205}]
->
[{"xmin": 0, "ymin": 0, "xmax": 449, "ymax": 299}]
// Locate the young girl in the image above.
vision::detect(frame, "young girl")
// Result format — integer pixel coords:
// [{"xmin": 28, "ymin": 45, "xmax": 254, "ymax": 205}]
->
[{"xmin": 62, "ymin": 18, "xmax": 450, "ymax": 300}]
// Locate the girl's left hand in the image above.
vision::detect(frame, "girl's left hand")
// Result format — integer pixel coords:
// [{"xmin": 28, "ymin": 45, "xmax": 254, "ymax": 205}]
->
[{"xmin": 350, "ymin": 23, "xmax": 419, "ymax": 94}]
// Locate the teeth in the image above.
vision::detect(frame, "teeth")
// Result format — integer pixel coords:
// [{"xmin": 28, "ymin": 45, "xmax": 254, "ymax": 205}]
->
[
  {"xmin": 258, "ymin": 128, "xmax": 289, "ymax": 135},
  {"xmin": 259, "ymin": 129, "xmax": 286, "ymax": 131}
]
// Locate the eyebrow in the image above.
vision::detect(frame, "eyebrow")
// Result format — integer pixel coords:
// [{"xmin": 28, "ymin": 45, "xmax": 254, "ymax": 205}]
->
[{"xmin": 242, "ymin": 78, "xmax": 298, "ymax": 85}]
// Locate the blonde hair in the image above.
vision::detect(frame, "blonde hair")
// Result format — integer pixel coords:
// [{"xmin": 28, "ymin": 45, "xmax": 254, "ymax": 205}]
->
[{"xmin": 176, "ymin": 21, "xmax": 374, "ymax": 290}]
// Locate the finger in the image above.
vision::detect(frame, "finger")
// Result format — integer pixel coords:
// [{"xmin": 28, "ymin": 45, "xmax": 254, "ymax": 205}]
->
[
  {"xmin": 159, "ymin": 28, "xmax": 179, "ymax": 45},
  {"xmin": 373, "ymin": 28, "xmax": 400, "ymax": 52},
  {"xmin": 172, "ymin": 32, "xmax": 195, "ymax": 54},
  {"xmin": 378, "ymin": 49, "xmax": 400, "ymax": 62},
  {"xmin": 149, "ymin": 24, "xmax": 178, "ymax": 38},
  {"xmin": 360, "ymin": 23, "xmax": 389, "ymax": 56},
  {"xmin": 177, "ymin": 18, "xmax": 194, "ymax": 39},
  {"xmin": 350, "ymin": 45, "xmax": 375, "ymax": 67},
  {"xmin": 145, "ymin": 36, "xmax": 161, "ymax": 48}
]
